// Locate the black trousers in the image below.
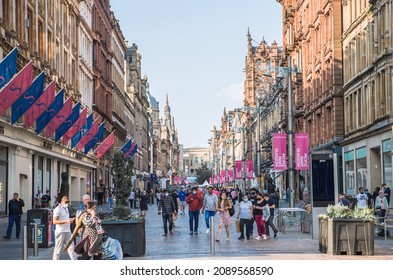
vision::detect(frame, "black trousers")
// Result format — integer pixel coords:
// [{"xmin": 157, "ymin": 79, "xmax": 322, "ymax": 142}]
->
[
  {"xmin": 162, "ymin": 213, "xmax": 173, "ymax": 234},
  {"xmin": 265, "ymin": 215, "xmax": 278, "ymax": 236},
  {"xmin": 247, "ymin": 216, "xmax": 254, "ymax": 236},
  {"xmin": 239, "ymin": 218, "xmax": 252, "ymax": 238}
]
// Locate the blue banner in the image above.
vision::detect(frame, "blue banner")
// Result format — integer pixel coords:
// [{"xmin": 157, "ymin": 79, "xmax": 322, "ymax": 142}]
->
[
  {"xmin": 120, "ymin": 138, "xmax": 133, "ymax": 154},
  {"xmin": 84, "ymin": 123, "xmax": 105, "ymax": 155},
  {"xmin": 0, "ymin": 47, "xmax": 18, "ymax": 89},
  {"xmin": 55, "ymin": 102, "xmax": 80, "ymax": 142},
  {"xmin": 11, "ymin": 72, "xmax": 45, "ymax": 124},
  {"xmin": 36, "ymin": 89, "xmax": 64, "ymax": 134},
  {"xmin": 72, "ymin": 113, "xmax": 93, "ymax": 148}
]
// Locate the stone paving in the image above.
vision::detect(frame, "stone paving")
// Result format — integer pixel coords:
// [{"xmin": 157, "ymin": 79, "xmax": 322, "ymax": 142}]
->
[{"xmin": 1, "ymin": 201, "xmax": 393, "ymax": 260}]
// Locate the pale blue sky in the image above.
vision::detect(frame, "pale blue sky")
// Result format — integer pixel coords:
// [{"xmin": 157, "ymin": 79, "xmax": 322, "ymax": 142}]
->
[{"xmin": 110, "ymin": 0, "xmax": 282, "ymax": 148}]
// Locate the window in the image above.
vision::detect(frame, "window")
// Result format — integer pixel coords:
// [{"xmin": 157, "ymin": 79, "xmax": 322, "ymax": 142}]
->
[
  {"xmin": 37, "ymin": 156, "xmax": 44, "ymax": 196},
  {"xmin": 382, "ymin": 140, "xmax": 393, "ymax": 189},
  {"xmin": 356, "ymin": 147, "xmax": 367, "ymax": 191},
  {"xmin": 27, "ymin": 9, "xmax": 34, "ymax": 48},
  {"xmin": 46, "ymin": 159, "xmax": 51, "ymax": 192},
  {"xmin": 345, "ymin": 151, "xmax": 355, "ymax": 196},
  {"xmin": 38, "ymin": 21, "xmax": 44, "ymax": 58},
  {"xmin": 0, "ymin": 146, "xmax": 8, "ymax": 215}
]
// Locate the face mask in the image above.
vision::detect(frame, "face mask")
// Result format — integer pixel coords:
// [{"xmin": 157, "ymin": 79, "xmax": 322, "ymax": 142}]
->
[
  {"xmin": 63, "ymin": 204, "xmax": 69, "ymax": 208},
  {"xmin": 243, "ymin": 198, "xmax": 248, "ymax": 202},
  {"xmin": 164, "ymin": 193, "xmax": 169, "ymax": 197},
  {"xmin": 192, "ymin": 191, "xmax": 197, "ymax": 195}
]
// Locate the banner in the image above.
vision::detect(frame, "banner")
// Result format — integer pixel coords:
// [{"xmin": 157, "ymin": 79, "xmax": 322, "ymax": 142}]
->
[
  {"xmin": 213, "ymin": 174, "xmax": 218, "ymax": 185},
  {"xmin": 0, "ymin": 47, "xmax": 18, "ymax": 89},
  {"xmin": 209, "ymin": 177, "xmax": 213, "ymax": 185},
  {"xmin": 124, "ymin": 141, "xmax": 135, "ymax": 158},
  {"xmin": 24, "ymin": 81, "xmax": 56, "ymax": 129},
  {"xmin": 220, "ymin": 170, "xmax": 227, "ymax": 183},
  {"xmin": 273, "ymin": 133, "xmax": 287, "ymax": 170},
  {"xmin": 55, "ymin": 102, "xmax": 81, "ymax": 142},
  {"xmin": 120, "ymin": 138, "xmax": 133, "ymax": 154},
  {"xmin": 78, "ymin": 119, "xmax": 100, "ymax": 151},
  {"xmin": 84, "ymin": 122, "xmax": 105, "ymax": 154},
  {"xmin": 46, "ymin": 97, "xmax": 73, "ymax": 138},
  {"xmin": 0, "ymin": 61, "xmax": 33, "ymax": 115},
  {"xmin": 96, "ymin": 131, "xmax": 115, "ymax": 159},
  {"xmin": 295, "ymin": 133, "xmax": 309, "ymax": 170},
  {"xmin": 72, "ymin": 112, "xmax": 93, "ymax": 148},
  {"xmin": 62, "ymin": 108, "xmax": 87, "ymax": 145},
  {"xmin": 228, "ymin": 170, "xmax": 234, "ymax": 182},
  {"xmin": 11, "ymin": 71, "xmax": 45, "ymax": 124},
  {"xmin": 129, "ymin": 144, "xmax": 138, "ymax": 157},
  {"xmin": 235, "ymin": 160, "xmax": 242, "ymax": 179},
  {"xmin": 246, "ymin": 160, "xmax": 254, "ymax": 179},
  {"xmin": 36, "ymin": 89, "xmax": 64, "ymax": 134}
]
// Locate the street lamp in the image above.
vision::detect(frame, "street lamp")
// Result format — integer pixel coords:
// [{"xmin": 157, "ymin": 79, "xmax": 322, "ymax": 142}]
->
[{"xmin": 263, "ymin": 56, "xmax": 297, "ymax": 208}]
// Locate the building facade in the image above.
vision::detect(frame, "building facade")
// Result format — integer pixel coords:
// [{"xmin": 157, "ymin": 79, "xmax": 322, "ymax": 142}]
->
[{"xmin": 341, "ymin": 0, "xmax": 392, "ymax": 199}]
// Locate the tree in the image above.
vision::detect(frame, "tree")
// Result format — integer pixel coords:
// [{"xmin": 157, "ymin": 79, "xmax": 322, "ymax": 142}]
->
[
  {"xmin": 111, "ymin": 151, "xmax": 134, "ymax": 220},
  {"xmin": 196, "ymin": 164, "xmax": 212, "ymax": 185}
]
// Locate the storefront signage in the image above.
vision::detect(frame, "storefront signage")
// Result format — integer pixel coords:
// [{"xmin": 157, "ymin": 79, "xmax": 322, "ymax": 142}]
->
[
  {"xmin": 344, "ymin": 151, "xmax": 354, "ymax": 161},
  {"xmin": 356, "ymin": 147, "xmax": 367, "ymax": 159}
]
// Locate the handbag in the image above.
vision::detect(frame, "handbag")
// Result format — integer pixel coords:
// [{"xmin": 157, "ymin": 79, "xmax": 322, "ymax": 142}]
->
[
  {"xmin": 235, "ymin": 220, "xmax": 241, "ymax": 233},
  {"xmin": 228, "ymin": 201, "xmax": 235, "ymax": 217}
]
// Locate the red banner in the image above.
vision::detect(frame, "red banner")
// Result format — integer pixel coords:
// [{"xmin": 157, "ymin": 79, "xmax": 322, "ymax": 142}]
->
[
  {"xmin": 235, "ymin": 160, "xmax": 242, "ymax": 179},
  {"xmin": 78, "ymin": 119, "xmax": 99, "ymax": 151},
  {"xmin": 62, "ymin": 108, "xmax": 87, "ymax": 145},
  {"xmin": 46, "ymin": 97, "xmax": 73, "ymax": 138},
  {"xmin": 273, "ymin": 133, "xmax": 287, "ymax": 170},
  {"xmin": 228, "ymin": 170, "xmax": 234, "ymax": 182},
  {"xmin": 246, "ymin": 160, "xmax": 254, "ymax": 179},
  {"xmin": 295, "ymin": 133, "xmax": 309, "ymax": 170},
  {"xmin": 220, "ymin": 170, "xmax": 227, "ymax": 183},
  {"xmin": 96, "ymin": 131, "xmax": 115, "ymax": 159}
]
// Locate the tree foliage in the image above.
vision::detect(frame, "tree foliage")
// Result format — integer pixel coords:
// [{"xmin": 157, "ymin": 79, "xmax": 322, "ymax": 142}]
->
[
  {"xmin": 111, "ymin": 151, "xmax": 134, "ymax": 219},
  {"xmin": 196, "ymin": 164, "xmax": 212, "ymax": 185}
]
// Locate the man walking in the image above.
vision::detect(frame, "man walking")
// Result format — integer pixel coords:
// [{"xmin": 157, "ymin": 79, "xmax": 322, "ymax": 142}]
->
[
  {"xmin": 201, "ymin": 186, "xmax": 217, "ymax": 234},
  {"xmin": 158, "ymin": 189, "xmax": 176, "ymax": 236},
  {"xmin": 52, "ymin": 195, "xmax": 76, "ymax": 260},
  {"xmin": 356, "ymin": 187, "xmax": 368, "ymax": 209},
  {"xmin": 262, "ymin": 193, "xmax": 278, "ymax": 238},
  {"xmin": 178, "ymin": 187, "xmax": 187, "ymax": 215},
  {"xmin": 3, "ymin": 193, "xmax": 24, "ymax": 239},
  {"xmin": 186, "ymin": 187, "xmax": 202, "ymax": 235}
]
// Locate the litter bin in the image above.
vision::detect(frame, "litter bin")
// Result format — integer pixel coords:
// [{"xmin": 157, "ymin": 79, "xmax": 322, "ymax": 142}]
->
[{"xmin": 27, "ymin": 208, "xmax": 54, "ymax": 248}]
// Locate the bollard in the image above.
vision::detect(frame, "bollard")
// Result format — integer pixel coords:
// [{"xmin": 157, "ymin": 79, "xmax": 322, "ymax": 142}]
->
[
  {"xmin": 33, "ymin": 223, "xmax": 39, "ymax": 256},
  {"xmin": 210, "ymin": 216, "xmax": 215, "ymax": 255},
  {"xmin": 23, "ymin": 225, "xmax": 28, "ymax": 260}
]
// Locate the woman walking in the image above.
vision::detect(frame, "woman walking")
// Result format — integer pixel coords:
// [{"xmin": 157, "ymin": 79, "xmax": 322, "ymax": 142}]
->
[
  {"xmin": 253, "ymin": 193, "xmax": 270, "ymax": 240},
  {"xmin": 215, "ymin": 192, "xmax": 232, "ymax": 242}
]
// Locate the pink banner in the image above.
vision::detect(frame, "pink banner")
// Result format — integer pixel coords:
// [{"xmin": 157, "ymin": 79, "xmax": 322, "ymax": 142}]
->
[
  {"xmin": 235, "ymin": 160, "xmax": 242, "ymax": 179},
  {"xmin": 209, "ymin": 177, "xmax": 213, "ymax": 185},
  {"xmin": 295, "ymin": 133, "xmax": 309, "ymax": 170},
  {"xmin": 273, "ymin": 133, "xmax": 287, "ymax": 170},
  {"xmin": 46, "ymin": 97, "xmax": 73, "ymax": 138},
  {"xmin": 220, "ymin": 170, "xmax": 226, "ymax": 183},
  {"xmin": 213, "ymin": 174, "xmax": 218, "ymax": 185},
  {"xmin": 228, "ymin": 170, "xmax": 234, "ymax": 182},
  {"xmin": 246, "ymin": 160, "xmax": 254, "ymax": 179}
]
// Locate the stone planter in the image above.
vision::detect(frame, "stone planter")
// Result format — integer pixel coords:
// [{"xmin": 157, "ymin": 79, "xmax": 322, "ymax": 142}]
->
[
  {"xmin": 319, "ymin": 217, "xmax": 374, "ymax": 255},
  {"xmin": 102, "ymin": 219, "xmax": 146, "ymax": 257}
]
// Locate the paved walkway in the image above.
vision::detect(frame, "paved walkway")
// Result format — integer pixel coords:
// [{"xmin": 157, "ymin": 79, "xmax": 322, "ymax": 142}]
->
[{"xmin": 1, "ymin": 201, "xmax": 393, "ymax": 260}]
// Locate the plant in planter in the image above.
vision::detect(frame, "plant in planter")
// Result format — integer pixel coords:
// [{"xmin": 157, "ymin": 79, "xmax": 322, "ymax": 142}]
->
[
  {"xmin": 319, "ymin": 204, "xmax": 376, "ymax": 255},
  {"xmin": 98, "ymin": 151, "xmax": 146, "ymax": 257}
]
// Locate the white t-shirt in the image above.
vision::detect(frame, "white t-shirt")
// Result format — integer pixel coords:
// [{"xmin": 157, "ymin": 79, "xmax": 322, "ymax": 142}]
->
[
  {"xmin": 356, "ymin": 193, "xmax": 368, "ymax": 209},
  {"xmin": 53, "ymin": 205, "xmax": 71, "ymax": 234},
  {"xmin": 239, "ymin": 201, "xmax": 252, "ymax": 219}
]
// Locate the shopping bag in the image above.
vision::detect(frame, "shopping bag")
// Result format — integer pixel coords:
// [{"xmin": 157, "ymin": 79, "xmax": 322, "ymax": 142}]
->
[{"xmin": 235, "ymin": 220, "xmax": 241, "ymax": 233}]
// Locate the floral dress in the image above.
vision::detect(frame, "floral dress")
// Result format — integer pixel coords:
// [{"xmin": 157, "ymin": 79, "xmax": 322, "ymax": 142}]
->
[
  {"xmin": 74, "ymin": 214, "xmax": 104, "ymax": 257},
  {"xmin": 219, "ymin": 200, "xmax": 232, "ymax": 226}
]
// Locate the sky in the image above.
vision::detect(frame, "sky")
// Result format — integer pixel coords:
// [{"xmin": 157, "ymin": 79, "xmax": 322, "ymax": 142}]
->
[{"xmin": 110, "ymin": 0, "xmax": 282, "ymax": 148}]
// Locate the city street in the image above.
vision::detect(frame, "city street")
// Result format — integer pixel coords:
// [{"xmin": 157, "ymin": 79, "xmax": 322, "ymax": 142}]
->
[{"xmin": 1, "ymin": 201, "xmax": 393, "ymax": 260}]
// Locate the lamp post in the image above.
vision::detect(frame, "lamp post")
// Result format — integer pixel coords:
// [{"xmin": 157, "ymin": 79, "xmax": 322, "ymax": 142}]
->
[{"xmin": 263, "ymin": 56, "xmax": 297, "ymax": 208}]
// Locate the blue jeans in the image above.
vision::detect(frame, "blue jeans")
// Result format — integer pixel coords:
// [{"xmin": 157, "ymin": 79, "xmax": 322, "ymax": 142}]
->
[
  {"xmin": 204, "ymin": 210, "xmax": 216, "ymax": 229},
  {"xmin": 6, "ymin": 214, "xmax": 21, "ymax": 238},
  {"xmin": 189, "ymin": 210, "xmax": 200, "ymax": 232}
]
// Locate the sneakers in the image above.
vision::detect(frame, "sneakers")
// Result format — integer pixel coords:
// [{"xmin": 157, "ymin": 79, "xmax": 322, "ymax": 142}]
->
[
  {"xmin": 3, "ymin": 236, "xmax": 10, "ymax": 239},
  {"xmin": 206, "ymin": 228, "xmax": 210, "ymax": 234},
  {"xmin": 194, "ymin": 231, "xmax": 198, "ymax": 235},
  {"xmin": 255, "ymin": 236, "xmax": 262, "ymax": 240},
  {"xmin": 189, "ymin": 231, "xmax": 193, "ymax": 235},
  {"xmin": 274, "ymin": 232, "xmax": 278, "ymax": 238},
  {"xmin": 238, "ymin": 236, "xmax": 245, "ymax": 240},
  {"xmin": 163, "ymin": 233, "xmax": 168, "ymax": 236},
  {"xmin": 262, "ymin": 235, "xmax": 267, "ymax": 240}
]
